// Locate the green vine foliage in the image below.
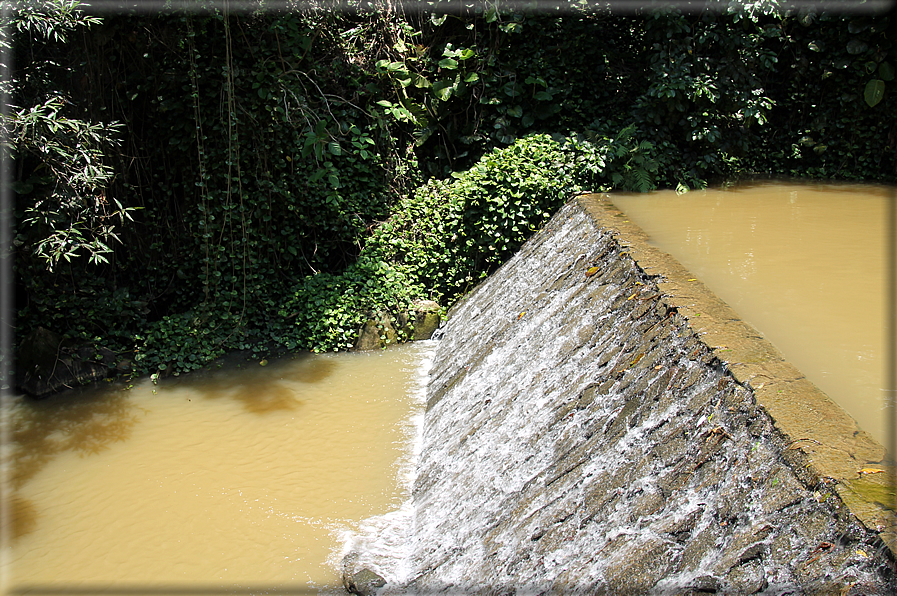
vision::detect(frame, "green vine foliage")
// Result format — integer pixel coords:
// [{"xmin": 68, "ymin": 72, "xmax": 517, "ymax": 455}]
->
[
  {"xmin": 14, "ymin": 9, "xmax": 417, "ymax": 375},
  {"xmin": 10, "ymin": 1, "xmax": 895, "ymax": 382},
  {"xmin": 361, "ymin": 133, "xmax": 609, "ymax": 306},
  {"xmin": 750, "ymin": 10, "xmax": 895, "ymax": 179}
]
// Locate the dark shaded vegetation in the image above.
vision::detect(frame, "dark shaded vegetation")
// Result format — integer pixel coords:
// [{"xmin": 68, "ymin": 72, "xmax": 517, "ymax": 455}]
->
[{"xmin": 4, "ymin": 0, "xmax": 894, "ymax": 381}]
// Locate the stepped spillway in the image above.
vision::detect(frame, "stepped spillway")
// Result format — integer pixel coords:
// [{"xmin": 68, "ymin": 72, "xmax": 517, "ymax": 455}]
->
[{"xmin": 345, "ymin": 194, "xmax": 896, "ymax": 595}]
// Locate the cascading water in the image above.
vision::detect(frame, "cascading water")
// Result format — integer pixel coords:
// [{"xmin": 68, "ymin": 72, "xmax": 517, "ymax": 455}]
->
[
  {"xmin": 343, "ymin": 197, "xmax": 896, "ymax": 594},
  {"xmin": 335, "ymin": 340, "xmax": 437, "ymax": 588}
]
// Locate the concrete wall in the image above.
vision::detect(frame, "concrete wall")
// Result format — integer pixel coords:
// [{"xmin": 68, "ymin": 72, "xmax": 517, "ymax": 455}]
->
[{"xmin": 350, "ymin": 195, "xmax": 897, "ymax": 595}]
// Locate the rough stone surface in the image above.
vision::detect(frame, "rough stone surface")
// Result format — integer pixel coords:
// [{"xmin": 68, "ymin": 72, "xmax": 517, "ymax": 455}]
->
[
  {"xmin": 398, "ymin": 300, "xmax": 442, "ymax": 341},
  {"xmin": 382, "ymin": 197, "xmax": 896, "ymax": 595},
  {"xmin": 354, "ymin": 310, "xmax": 399, "ymax": 351},
  {"xmin": 345, "ymin": 569, "xmax": 386, "ymax": 596},
  {"xmin": 343, "ymin": 551, "xmax": 388, "ymax": 595},
  {"xmin": 354, "ymin": 301, "xmax": 442, "ymax": 351}
]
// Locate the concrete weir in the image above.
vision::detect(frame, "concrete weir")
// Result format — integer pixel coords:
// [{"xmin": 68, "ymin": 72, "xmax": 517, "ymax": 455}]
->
[{"xmin": 348, "ymin": 194, "xmax": 897, "ymax": 594}]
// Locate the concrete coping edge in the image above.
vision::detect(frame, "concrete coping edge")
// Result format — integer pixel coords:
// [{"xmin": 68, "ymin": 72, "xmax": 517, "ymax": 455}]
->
[{"xmin": 575, "ymin": 192, "xmax": 897, "ymax": 556}]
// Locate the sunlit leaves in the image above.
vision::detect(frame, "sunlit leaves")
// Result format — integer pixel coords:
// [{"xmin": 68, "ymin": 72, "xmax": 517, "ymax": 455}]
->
[
  {"xmin": 4, "ymin": 95, "xmax": 133, "ymax": 271},
  {"xmin": 0, "ymin": 0, "xmax": 100, "ymax": 49},
  {"xmin": 361, "ymin": 134, "xmax": 604, "ymax": 306}
]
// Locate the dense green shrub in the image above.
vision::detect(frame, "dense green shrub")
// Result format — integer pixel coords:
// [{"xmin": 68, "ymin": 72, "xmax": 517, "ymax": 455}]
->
[
  {"xmin": 10, "ymin": 2, "xmax": 894, "ymax": 383},
  {"xmin": 361, "ymin": 133, "xmax": 610, "ymax": 306}
]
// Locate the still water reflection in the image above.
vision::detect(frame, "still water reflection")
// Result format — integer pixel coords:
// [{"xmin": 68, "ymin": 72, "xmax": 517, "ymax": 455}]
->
[
  {"xmin": 2, "ymin": 342, "xmax": 433, "ymax": 594},
  {"xmin": 612, "ymin": 182, "xmax": 888, "ymax": 446}
]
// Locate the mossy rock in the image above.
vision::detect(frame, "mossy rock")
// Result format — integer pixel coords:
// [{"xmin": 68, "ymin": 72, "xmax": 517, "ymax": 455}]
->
[{"xmin": 353, "ymin": 301, "xmax": 441, "ymax": 351}]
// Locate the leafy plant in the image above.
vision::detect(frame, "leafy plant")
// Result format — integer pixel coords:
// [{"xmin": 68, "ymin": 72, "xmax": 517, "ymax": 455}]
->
[
  {"xmin": 2, "ymin": 0, "xmax": 134, "ymax": 271},
  {"xmin": 361, "ymin": 133, "xmax": 606, "ymax": 307},
  {"xmin": 11, "ymin": 2, "xmax": 895, "ymax": 385}
]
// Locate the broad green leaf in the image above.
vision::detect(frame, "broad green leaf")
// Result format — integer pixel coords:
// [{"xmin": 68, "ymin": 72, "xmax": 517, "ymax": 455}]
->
[
  {"xmin": 414, "ymin": 126, "xmax": 435, "ymax": 147},
  {"xmin": 846, "ymin": 39, "xmax": 868, "ymax": 55},
  {"xmin": 438, "ymin": 58, "xmax": 458, "ymax": 70},
  {"xmin": 502, "ymin": 82, "xmax": 520, "ymax": 97},
  {"xmin": 413, "ymin": 74, "xmax": 431, "ymax": 88},
  {"xmin": 432, "ymin": 80, "xmax": 453, "ymax": 101},
  {"xmin": 458, "ymin": 48, "xmax": 475, "ymax": 60},
  {"xmin": 864, "ymin": 79, "xmax": 885, "ymax": 107},
  {"xmin": 848, "ymin": 18, "xmax": 870, "ymax": 34},
  {"xmin": 534, "ymin": 91, "xmax": 553, "ymax": 101},
  {"xmin": 464, "ymin": 72, "xmax": 479, "ymax": 83},
  {"xmin": 376, "ymin": 100, "xmax": 394, "ymax": 108},
  {"xmin": 430, "ymin": 13, "xmax": 447, "ymax": 26},
  {"xmin": 328, "ymin": 141, "xmax": 341, "ymax": 156},
  {"xmin": 485, "ymin": 7, "xmax": 497, "ymax": 22},
  {"xmin": 879, "ymin": 62, "xmax": 895, "ymax": 82}
]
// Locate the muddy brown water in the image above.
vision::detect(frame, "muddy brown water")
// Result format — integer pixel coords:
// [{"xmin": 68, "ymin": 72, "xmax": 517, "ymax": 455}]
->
[
  {"xmin": 1, "ymin": 343, "xmax": 433, "ymax": 594},
  {"xmin": 611, "ymin": 182, "xmax": 889, "ymax": 446}
]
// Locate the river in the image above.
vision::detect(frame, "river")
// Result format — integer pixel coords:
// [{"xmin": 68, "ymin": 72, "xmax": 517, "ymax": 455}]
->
[
  {"xmin": 2, "ymin": 342, "xmax": 434, "ymax": 595},
  {"xmin": 611, "ymin": 182, "xmax": 889, "ymax": 446}
]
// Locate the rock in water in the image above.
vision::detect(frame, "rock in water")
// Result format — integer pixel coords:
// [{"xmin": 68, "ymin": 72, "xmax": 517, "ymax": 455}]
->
[
  {"xmin": 354, "ymin": 301, "xmax": 442, "ymax": 351},
  {"xmin": 410, "ymin": 299, "xmax": 441, "ymax": 340},
  {"xmin": 354, "ymin": 311, "xmax": 398, "ymax": 351},
  {"xmin": 17, "ymin": 327, "xmax": 111, "ymax": 398},
  {"xmin": 342, "ymin": 552, "xmax": 386, "ymax": 595}
]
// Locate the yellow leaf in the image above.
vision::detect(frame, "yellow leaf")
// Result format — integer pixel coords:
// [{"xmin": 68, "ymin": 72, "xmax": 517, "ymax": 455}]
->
[{"xmin": 857, "ymin": 468, "xmax": 884, "ymax": 475}]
